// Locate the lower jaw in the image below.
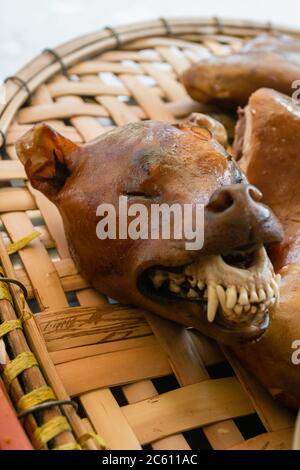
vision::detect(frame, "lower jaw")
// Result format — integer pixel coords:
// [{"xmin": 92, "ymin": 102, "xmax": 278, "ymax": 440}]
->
[
  {"xmin": 137, "ymin": 286, "xmax": 270, "ymax": 345},
  {"xmin": 183, "ymin": 302, "xmax": 269, "ymax": 345}
]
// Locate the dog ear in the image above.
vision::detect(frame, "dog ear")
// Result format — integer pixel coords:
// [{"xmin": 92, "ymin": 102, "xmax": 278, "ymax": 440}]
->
[
  {"xmin": 180, "ymin": 113, "xmax": 228, "ymax": 148},
  {"xmin": 16, "ymin": 123, "xmax": 80, "ymax": 199}
]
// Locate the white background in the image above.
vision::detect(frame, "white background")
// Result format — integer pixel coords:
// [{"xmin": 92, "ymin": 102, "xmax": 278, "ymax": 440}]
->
[{"xmin": 1, "ymin": 0, "xmax": 300, "ymax": 80}]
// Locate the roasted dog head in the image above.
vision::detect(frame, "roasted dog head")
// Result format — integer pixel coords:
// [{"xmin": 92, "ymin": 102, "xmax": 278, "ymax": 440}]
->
[
  {"xmin": 16, "ymin": 114, "xmax": 283, "ymax": 345},
  {"xmin": 182, "ymin": 33, "xmax": 300, "ymax": 107},
  {"xmin": 232, "ymin": 88, "xmax": 300, "ymax": 406}
]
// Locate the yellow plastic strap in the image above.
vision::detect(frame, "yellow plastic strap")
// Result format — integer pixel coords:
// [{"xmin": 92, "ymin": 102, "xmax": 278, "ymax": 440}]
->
[
  {"xmin": 53, "ymin": 442, "xmax": 82, "ymax": 451},
  {"xmin": 3, "ymin": 351, "xmax": 38, "ymax": 387},
  {"xmin": 7, "ymin": 231, "xmax": 40, "ymax": 255},
  {"xmin": 0, "ymin": 319, "xmax": 22, "ymax": 338},
  {"xmin": 0, "ymin": 268, "xmax": 13, "ymax": 304},
  {"xmin": 78, "ymin": 432, "xmax": 107, "ymax": 450},
  {"xmin": 18, "ymin": 386, "xmax": 56, "ymax": 412},
  {"xmin": 33, "ymin": 416, "xmax": 71, "ymax": 450}
]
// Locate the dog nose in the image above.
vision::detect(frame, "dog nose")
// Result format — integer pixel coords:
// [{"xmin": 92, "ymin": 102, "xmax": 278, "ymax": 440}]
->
[
  {"xmin": 207, "ymin": 184, "xmax": 268, "ymax": 216},
  {"xmin": 204, "ymin": 184, "xmax": 283, "ymax": 253}
]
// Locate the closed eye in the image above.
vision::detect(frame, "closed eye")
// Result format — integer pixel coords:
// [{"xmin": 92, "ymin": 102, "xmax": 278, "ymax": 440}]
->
[{"xmin": 125, "ymin": 191, "xmax": 157, "ymax": 199}]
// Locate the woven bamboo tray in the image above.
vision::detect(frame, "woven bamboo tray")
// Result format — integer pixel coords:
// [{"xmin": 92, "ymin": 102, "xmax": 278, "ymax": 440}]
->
[{"xmin": 0, "ymin": 17, "xmax": 298, "ymax": 451}]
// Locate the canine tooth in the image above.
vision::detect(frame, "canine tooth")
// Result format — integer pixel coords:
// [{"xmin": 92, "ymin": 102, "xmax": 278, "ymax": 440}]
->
[
  {"xmin": 233, "ymin": 305, "xmax": 243, "ymax": 315},
  {"xmin": 244, "ymin": 304, "xmax": 251, "ymax": 312},
  {"xmin": 250, "ymin": 306, "xmax": 257, "ymax": 314},
  {"xmin": 250, "ymin": 286, "xmax": 259, "ymax": 303},
  {"xmin": 203, "ymin": 289, "xmax": 208, "ymax": 299},
  {"xmin": 238, "ymin": 287, "xmax": 249, "ymax": 305},
  {"xmin": 258, "ymin": 288, "xmax": 266, "ymax": 302},
  {"xmin": 226, "ymin": 286, "xmax": 237, "ymax": 309},
  {"xmin": 169, "ymin": 281, "xmax": 181, "ymax": 293},
  {"xmin": 197, "ymin": 280, "xmax": 205, "ymax": 290},
  {"xmin": 259, "ymin": 303, "xmax": 266, "ymax": 312},
  {"xmin": 187, "ymin": 288, "xmax": 198, "ymax": 298},
  {"xmin": 265, "ymin": 284, "xmax": 274, "ymax": 299},
  {"xmin": 207, "ymin": 285, "xmax": 219, "ymax": 323}
]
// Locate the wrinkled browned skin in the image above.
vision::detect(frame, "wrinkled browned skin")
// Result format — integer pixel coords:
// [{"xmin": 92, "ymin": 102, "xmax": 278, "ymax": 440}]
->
[
  {"xmin": 16, "ymin": 116, "xmax": 282, "ymax": 346},
  {"xmin": 182, "ymin": 33, "xmax": 300, "ymax": 107},
  {"xmin": 232, "ymin": 88, "xmax": 300, "ymax": 407}
]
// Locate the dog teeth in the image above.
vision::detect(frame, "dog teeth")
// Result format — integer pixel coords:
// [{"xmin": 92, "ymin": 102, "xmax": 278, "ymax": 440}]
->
[
  {"xmin": 265, "ymin": 284, "xmax": 274, "ymax": 299},
  {"xmin": 233, "ymin": 305, "xmax": 243, "ymax": 315},
  {"xmin": 207, "ymin": 285, "xmax": 219, "ymax": 323},
  {"xmin": 216, "ymin": 285, "xmax": 228, "ymax": 310},
  {"xmin": 187, "ymin": 288, "xmax": 198, "ymax": 299},
  {"xmin": 250, "ymin": 286, "xmax": 259, "ymax": 303},
  {"xmin": 238, "ymin": 287, "xmax": 249, "ymax": 305},
  {"xmin": 151, "ymin": 271, "xmax": 167, "ymax": 288},
  {"xmin": 216, "ymin": 285, "xmax": 234, "ymax": 317},
  {"xmin": 151, "ymin": 260, "xmax": 280, "ymax": 325},
  {"xmin": 169, "ymin": 280, "xmax": 181, "ymax": 293},
  {"xmin": 271, "ymin": 278, "xmax": 280, "ymax": 305},
  {"xmin": 258, "ymin": 288, "xmax": 266, "ymax": 302},
  {"xmin": 271, "ymin": 278, "xmax": 279, "ymax": 295},
  {"xmin": 226, "ymin": 286, "xmax": 237, "ymax": 309}
]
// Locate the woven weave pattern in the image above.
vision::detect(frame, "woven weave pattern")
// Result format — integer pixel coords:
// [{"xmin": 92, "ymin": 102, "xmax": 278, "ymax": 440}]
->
[{"xmin": 0, "ymin": 19, "xmax": 297, "ymax": 450}]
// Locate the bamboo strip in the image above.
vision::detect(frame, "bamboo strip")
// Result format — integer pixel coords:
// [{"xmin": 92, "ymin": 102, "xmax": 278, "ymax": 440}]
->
[
  {"xmin": 0, "ymin": 161, "xmax": 26, "ymax": 180},
  {"xmin": 55, "ymin": 340, "xmax": 172, "ymax": 396},
  {"xmin": 18, "ymin": 102, "xmax": 109, "ymax": 124},
  {"xmin": 120, "ymin": 74, "xmax": 174, "ymax": 121},
  {"xmin": 36, "ymin": 305, "xmax": 152, "ymax": 351},
  {"xmin": 81, "ymin": 389, "xmax": 141, "ymax": 450},
  {"xmin": 2, "ymin": 212, "xmax": 68, "ymax": 310},
  {"xmin": 122, "ymin": 377, "xmax": 254, "ymax": 444},
  {"xmin": 48, "ymin": 81, "xmax": 130, "ymax": 98},
  {"xmin": 229, "ymin": 428, "xmax": 294, "ymax": 451},
  {"xmin": 0, "ymin": 188, "xmax": 36, "ymax": 213},
  {"xmin": 145, "ymin": 313, "xmax": 244, "ymax": 449},
  {"xmin": 222, "ymin": 348, "xmax": 295, "ymax": 432},
  {"xmin": 28, "ymin": 186, "xmax": 70, "ymax": 260}
]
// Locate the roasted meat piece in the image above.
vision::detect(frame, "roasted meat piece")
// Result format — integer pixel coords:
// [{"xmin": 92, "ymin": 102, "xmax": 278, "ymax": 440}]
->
[
  {"xmin": 182, "ymin": 33, "xmax": 300, "ymax": 107},
  {"xmin": 232, "ymin": 88, "xmax": 300, "ymax": 406}
]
